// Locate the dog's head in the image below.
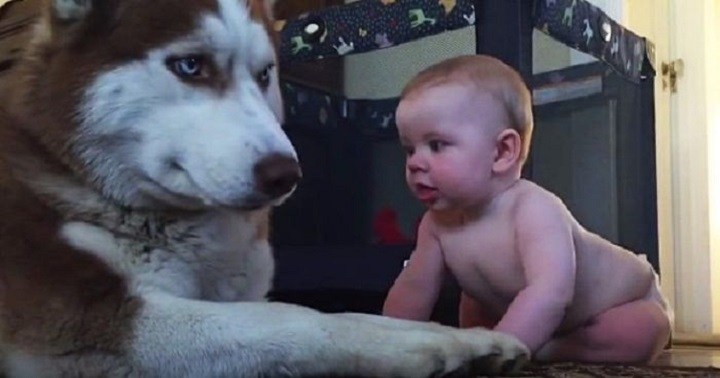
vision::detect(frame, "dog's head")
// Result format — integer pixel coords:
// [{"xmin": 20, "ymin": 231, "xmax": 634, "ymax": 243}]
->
[{"xmin": 19, "ymin": 0, "xmax": 299, "ymax": 211}]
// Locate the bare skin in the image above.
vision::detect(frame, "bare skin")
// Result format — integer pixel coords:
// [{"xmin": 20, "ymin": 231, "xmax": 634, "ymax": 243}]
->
[
  {"xmin": 441, "ymin": 180, "xmax": 668, "ymax": 361},
  {"xmin": 383, "ymin": 62, "xmax": 671, "ymax": 363}
]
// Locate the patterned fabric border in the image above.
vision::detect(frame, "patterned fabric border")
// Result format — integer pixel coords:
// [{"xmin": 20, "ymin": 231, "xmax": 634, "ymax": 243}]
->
[
  {"xmin": 279, "ymin": 0, "xmax": 654, "ymax": 130},
  {"xmin": 278, "ymin": 0, "xmax": 476, "ymax": 63},
  {"xmin": 278, "ymin": 0, "xmax": 653, "ymax": 84},
  {"xmin": 282, "ymin": 80, "xmax": 399, "ymax": 132},
  {"xmin": 534, "ymin": 0, "xmax": 652, "ymax": 83}
]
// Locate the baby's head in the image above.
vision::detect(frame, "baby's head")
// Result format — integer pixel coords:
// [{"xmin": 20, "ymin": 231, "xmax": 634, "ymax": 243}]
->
[{"xmin": 399, "ymin": 55, "xmax": 534, "ymax": 164}]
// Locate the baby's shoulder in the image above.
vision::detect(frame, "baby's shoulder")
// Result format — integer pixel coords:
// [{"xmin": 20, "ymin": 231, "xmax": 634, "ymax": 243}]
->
[
  {"xmin": 514, "ymin": 180, "xmax": 566, "ymax": 209},
  {"xmin": 511, "ymin": 180, "xmax": 574, "ymax": 223}
]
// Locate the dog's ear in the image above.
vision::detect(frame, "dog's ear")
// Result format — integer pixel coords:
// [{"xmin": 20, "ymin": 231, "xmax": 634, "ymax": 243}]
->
[
  {"xmin": 247, "ymin": 0, "xmax": 278, "ymax": 21},
  {"xmin": 50, "ymin": 0, "xmax": 94, "ymax": 23},
  {"xmin": 48, "ymin": 0, "xmax": 119, "ymax": 43},
  {"xmin": 266, "ymin": 0, "xmax": 280, "ymax": 13},
  {"xmin": 247, "ymin": 0, "xmax": 280, "ymax": 46}
]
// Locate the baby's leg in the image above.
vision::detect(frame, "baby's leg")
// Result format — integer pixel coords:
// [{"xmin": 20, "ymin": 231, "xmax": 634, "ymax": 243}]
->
[
  {"xmin": 535, "ymin": 298, "xmax": 670, "ymax": 363},
  {"xmin": 459, "ymin": 292, "xmax": 499, "ymax": 329}
]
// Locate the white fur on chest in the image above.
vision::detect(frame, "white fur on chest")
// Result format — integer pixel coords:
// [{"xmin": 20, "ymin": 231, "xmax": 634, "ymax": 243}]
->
[{"xmin": 59, "ymin": 210, "xmax": 274, "ymax": 302}]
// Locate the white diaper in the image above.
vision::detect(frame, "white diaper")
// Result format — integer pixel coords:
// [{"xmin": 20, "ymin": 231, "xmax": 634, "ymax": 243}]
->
[{"xmin": 642, "ymin": 260, "xmax": 675, "ymax": 328}]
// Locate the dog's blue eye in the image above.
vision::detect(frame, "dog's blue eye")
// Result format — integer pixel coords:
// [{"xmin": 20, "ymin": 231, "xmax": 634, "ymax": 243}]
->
[
  {"xmin": 167, "ymin": 56, "xmax": 205, "ymax": 78},
  {"xmin": 256, "ymin": 63, "xmax": 274, "ymax": 88}
]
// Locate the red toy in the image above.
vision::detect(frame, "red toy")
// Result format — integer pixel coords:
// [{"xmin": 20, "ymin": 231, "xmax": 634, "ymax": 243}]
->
[{"xmin": 372, "ymin": 207, "xmax": 411, "ymax": 245}]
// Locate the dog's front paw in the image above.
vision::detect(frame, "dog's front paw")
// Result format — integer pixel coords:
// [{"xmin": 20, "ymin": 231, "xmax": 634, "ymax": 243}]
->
[{"xmin": 447, "ymin": 328, "xmax": 529, "ymax": 376}]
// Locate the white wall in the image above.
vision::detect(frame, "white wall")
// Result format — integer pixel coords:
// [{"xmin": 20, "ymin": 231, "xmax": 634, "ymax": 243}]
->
[{"xmin": 709, "ymin": 0, "xmax": 720, "ymax": 336}]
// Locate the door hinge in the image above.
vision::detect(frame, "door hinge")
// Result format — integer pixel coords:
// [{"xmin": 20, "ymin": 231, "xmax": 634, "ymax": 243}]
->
[{"xmin": 661, "ymin": 59, "xmax": 683, "ymax": 93}]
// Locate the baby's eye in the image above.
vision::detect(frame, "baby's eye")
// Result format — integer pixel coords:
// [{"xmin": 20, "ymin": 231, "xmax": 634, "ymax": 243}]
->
[{"xmin": 428, "ymin": 140, "xmax": 447, "ymax": 152}]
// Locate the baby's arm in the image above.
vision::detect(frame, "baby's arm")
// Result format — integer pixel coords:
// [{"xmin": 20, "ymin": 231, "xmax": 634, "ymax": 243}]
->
[
  {"xmin": 383, "ymin": 213, "xmax": 447, "ymax": 321},
  {"xmin": 494, "ymin": 194, "xmax": 576, "ymax": 353}
]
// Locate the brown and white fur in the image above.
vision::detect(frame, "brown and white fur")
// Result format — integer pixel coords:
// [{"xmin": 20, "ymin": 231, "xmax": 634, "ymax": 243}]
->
[{"xmin": 0, "ymin": 0, "xmax": 528, "ymax": 376}]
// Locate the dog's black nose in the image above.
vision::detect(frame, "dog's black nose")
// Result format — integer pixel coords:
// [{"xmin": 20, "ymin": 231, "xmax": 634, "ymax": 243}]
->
[{"xmin": 254, "ymin": 153, "xmax": 302, "ymax": 199}]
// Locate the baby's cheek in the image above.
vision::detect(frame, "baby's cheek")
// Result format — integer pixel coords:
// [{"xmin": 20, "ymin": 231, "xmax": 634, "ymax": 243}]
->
[
  {"xmin": 444, "ymin": 163, "xmax": 481, "ymax": 185},
  {"xmin": 433, "ymin": 160, "xmax": 465, "ymax": 179}
]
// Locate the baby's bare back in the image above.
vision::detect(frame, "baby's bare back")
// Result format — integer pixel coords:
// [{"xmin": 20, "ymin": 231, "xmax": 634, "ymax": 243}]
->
[
  {"xmin": 437, "ymin": 180, "xmax": 656, "ymax": 331},
  {"xmin": 562, "ymin": 222, "xmax": 655, "ymax": 329}
]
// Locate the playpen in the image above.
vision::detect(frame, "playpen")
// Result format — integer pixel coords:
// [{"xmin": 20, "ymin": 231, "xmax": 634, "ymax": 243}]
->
[{"xmin": 270, "ymin": 0, "xmax": 658, "ymax": 325}]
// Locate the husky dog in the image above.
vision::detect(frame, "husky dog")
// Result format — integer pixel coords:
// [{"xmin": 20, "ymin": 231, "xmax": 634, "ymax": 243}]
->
[{"xmin": 0, "ymin": 0, "xmax": 528, "ymax": 376}]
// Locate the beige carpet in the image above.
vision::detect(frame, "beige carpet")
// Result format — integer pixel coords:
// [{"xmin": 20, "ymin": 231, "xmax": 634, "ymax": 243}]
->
[{"xmin": 485, "ymin": 362, "xmax": 720, "ymax": 377}]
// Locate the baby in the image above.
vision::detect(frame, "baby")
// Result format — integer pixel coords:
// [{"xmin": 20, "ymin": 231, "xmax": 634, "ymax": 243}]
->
[{"xmin": 382, "ymin": 55, "xmax": 672, "ymax": 363}]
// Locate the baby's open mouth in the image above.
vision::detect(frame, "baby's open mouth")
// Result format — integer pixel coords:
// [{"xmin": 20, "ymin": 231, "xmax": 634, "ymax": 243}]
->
[{"xmin": 414, "ymin": 183, "xmax": 438, "ymax": 203}]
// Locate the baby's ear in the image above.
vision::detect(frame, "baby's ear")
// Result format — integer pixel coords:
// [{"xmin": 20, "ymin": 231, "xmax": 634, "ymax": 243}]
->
[{"xmin": 492, "ymin": 129, "xmax": 521, "ymax": 174}]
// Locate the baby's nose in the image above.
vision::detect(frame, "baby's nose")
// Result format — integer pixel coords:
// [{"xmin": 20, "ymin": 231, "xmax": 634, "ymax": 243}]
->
[{"xmin": 406, "ymin": 155, "xmax": 426, "ymax": 172}]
